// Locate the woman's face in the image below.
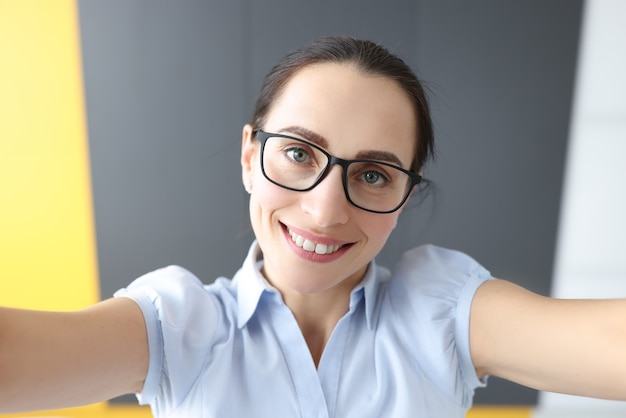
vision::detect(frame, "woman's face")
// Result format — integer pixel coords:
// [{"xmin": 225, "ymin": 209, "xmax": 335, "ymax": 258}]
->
[{"xmin": 241, "ymin": 62, "xmax": 417, "ymax": 297}]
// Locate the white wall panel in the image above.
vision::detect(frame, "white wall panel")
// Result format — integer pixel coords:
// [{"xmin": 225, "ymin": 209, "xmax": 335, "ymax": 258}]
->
[{"xmin": 537, "ymin": 0, "xmax": 626, "ymax": 415}]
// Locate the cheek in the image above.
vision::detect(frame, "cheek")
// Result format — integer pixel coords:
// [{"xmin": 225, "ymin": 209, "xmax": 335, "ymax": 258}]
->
[
  {"xmin": 249, "ymin": 176, "xmax": 295, "ymax": 220},
  {"xmin": 359, "ymin": 213, "xmax": 399, "ymax": 247}
]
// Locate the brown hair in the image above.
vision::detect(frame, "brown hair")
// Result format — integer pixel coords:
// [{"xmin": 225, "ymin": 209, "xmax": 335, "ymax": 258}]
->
[{"xmin": 250, "ymin": 35, "xmax": 434, "ymax": 173}]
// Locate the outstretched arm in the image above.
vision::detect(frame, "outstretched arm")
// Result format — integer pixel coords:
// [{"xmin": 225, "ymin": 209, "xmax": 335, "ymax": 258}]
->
[
  {"xmin": 0, "ymin": 297, "xmax": 148, "ymax": 413},
  {"xmin": 470, "ymin": 279, "xmax": 626, "ymax": 400}
]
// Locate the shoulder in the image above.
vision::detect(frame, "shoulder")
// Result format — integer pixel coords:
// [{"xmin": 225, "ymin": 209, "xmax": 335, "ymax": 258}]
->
[
  {"xmin": 118, "ymin": 265, "xmax": 206, "ymax": 293},
  {"xmin": 391, "ymin": 244, "xmax": 491, "ymax": 297},
  {"xmin": 387, "ymin": 243, "xmax": 492, "ymax": 314},
  {"xmin": 114, "ymin": 266, "xmax": 237, "ymax": 407},
  {"xmin": 395, "ymin": 244, "xmax": 489, "ymax": 279},
  {"xmin": 114, "ymin": 265, "xmax": 236, "ymax": 330},
  {"xmin": 382, "ymin": 245, "xmax": 492, "ymax": 400}
]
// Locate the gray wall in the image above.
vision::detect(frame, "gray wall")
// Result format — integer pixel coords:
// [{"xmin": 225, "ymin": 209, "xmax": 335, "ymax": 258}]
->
[{"xmin": 78, "ymin": 0, "xmax": 583, "ymax": 405}]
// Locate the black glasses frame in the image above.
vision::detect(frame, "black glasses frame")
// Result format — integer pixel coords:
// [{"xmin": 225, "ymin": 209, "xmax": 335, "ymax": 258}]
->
[{"xmin": 254, "ymin": 130, "xmax": 421, "ymax": 214}]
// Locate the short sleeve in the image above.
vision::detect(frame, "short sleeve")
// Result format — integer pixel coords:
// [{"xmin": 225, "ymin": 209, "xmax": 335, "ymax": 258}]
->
[
  {"xmin": 389, "ymin": 245, "xmax": 491, "ymax": 406},
  {"xmin": 114, "ymin": 265, "xmax": 222, "ymax": 409}
]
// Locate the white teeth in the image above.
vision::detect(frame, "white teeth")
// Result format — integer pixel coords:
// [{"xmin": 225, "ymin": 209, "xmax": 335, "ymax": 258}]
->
[
  {"xmin": 288, "ymin": 230, "xmax": 341, "ymax": 254},
  {"xmin": 315, "ymin": 244, "xmax": 328, "ymax": 254},
  {"xmin": 303, "ymin": 239, "xmax": 316, "ymax": 252}
]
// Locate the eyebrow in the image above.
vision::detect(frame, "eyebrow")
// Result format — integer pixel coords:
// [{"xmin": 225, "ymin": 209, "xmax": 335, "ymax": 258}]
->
[
  {"xmin": 277, "ymin": 126, "xmax": 328, "ymax": 148},
  {"xmin": 355, "ymin": 150, "xmax": 404, "ymax": 168},
  {"xmin": 276, "ymin": 125, "xmax": 405, "ymax": 168}
]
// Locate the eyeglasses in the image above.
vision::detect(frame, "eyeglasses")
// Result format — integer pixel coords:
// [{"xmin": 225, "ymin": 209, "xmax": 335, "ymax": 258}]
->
[{"xmin": 254, "ymin": 130, "xmax": 421, "ymax": 214}]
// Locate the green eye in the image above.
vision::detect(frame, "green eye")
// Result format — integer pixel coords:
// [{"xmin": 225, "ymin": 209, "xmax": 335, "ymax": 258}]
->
[
  {"xmin": 287, "ymin": 147, "xmax": 309, "ymax": 163},
  {"xmin": 362, "ymin": 170, "xmax": 389, "ymax": 185}
]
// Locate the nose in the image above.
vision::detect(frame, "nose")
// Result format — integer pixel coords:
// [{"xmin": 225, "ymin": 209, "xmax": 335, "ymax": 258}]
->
[{"xmin": 300, "ymin": 165, "xmax": 350, "ymax": 227}]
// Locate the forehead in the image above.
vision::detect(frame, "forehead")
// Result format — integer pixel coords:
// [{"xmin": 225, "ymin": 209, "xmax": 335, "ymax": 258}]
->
[{"xmin": 263, "ymin": 63, "xmax": 417, "ymax": 166}]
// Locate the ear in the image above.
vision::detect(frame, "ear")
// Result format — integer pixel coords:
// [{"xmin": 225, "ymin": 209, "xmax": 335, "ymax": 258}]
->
[
  {"xmin": 241, "ymin": 124, "xmax": 257, "ymax": 191},
  {"xmin": 406, "ymin": 171, "xmax": 423, "ymax": 200},
  {"xmin": 396, "ymin": 175, "xmax": 422, "ymax": 217}
]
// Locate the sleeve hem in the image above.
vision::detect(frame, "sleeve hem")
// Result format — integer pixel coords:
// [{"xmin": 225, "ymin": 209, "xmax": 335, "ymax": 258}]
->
[
  {"xmin": 456, "ymin": 268, "xmax": 491, "ymax": 390},
  {"xmin": 115, "ymin": 292, "xmax": 164, "ymax": 405}
]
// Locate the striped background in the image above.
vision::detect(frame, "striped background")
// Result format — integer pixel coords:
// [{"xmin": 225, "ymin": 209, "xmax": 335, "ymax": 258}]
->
[{"xmin": 1, "ymin": 0, "xmax": 624, "ymax": 417}]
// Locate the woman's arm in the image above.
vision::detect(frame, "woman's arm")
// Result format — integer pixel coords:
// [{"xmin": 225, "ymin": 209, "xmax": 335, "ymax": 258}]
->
[
  {"xmin": 470, "ymin": 279, "xmax": 626, "ymax": 400},
  {"xmin": 0, "ymin": 297, "xmax": 149, "ymax": 413}
]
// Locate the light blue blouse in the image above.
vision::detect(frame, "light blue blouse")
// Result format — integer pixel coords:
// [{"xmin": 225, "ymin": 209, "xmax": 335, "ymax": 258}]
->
[{"xmin": 115, "ymin": 242, "xmax": 491, "ymax": 417}]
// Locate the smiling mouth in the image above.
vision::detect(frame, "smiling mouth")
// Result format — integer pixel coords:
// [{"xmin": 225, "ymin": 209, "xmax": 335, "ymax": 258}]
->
[{"xmin": 287, "ymin": 228, "xmax": 345, "ymax": 255}]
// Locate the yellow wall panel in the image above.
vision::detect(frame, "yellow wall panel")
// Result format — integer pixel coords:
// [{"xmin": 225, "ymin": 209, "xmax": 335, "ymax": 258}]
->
[
  {"xmin": 0, "ymin": 0, "xmax": 106, "ymax": 415},
  {"xmin": 0, "ymin": 0, "xmax": 99, "ymax": 311},
  {"xmin": 467, "ymin": 406, "xmax": 532, "ymax": 418},
  {"xmin": 5, "ymin": 405, "xmax": 152, "ymax": 418}
]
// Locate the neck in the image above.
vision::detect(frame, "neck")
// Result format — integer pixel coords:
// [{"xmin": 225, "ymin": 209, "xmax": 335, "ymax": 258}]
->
[
  {"xmin": 262, "ymin": 262, "xmax": 369, "ymax": 367},
  {"xmin": 284, "ymin": 289, "xmax": 352, "ymax": 367}
]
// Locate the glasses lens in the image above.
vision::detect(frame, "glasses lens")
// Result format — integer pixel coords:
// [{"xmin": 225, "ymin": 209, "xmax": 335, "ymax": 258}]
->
[
  {"xmin": 261, "ymin": 134, "xmax": 412, "ymax": 213},
  {"xmin": 262, "ymin": 135, "xmax": 328, "ymax": 190},
  {"xmin": 345, "ymin": 161, "xmax": 411, "ymax": 212}
]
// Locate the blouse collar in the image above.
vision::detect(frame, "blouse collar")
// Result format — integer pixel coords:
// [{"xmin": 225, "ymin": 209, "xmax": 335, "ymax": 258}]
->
[{"xmin": 235, "ymin": 241, "xmax": 385, "ymax": 330}]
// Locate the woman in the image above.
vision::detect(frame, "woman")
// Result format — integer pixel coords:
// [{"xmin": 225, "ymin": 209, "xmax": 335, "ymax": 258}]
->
[{"xmin": 1, "ymin": 36, "xmax": 625, "ymax": 417}]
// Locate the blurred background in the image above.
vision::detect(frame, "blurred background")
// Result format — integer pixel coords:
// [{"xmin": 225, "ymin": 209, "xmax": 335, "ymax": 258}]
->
[{"xmin": 1, "ymin": 0, "xmax": 624, "ymax": 417}]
